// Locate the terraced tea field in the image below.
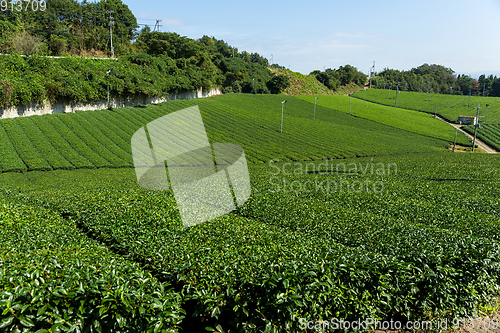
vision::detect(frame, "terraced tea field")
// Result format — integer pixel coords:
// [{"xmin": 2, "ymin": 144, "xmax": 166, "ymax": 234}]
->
[
  {"xmin": 0, "ymin": 94, "xmax": 462, "ymax": 173},
  {"xmin": 462, "ymin": 123, "xmax": 500, "ymax": 152},
  {"xmin": 2, "ymin": 153, "xmax": 500, "ymax": 332},
  {"xmin": 296, "ymin": 95, "xmax": 471, "ymax": 145},
  {"xmin": 351, "ymin": 89, "xmax": 500, "ymax": 124},
  {"xmin": 1, "ymin": 94, "xmax": 499, "ymax": 332}
]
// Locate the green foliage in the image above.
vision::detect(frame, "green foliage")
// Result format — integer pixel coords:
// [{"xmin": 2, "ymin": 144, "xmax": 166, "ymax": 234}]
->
[
  {"xmin": 267, "ymin": 74, "xmax": 290, "ymax": 94},
  {"xmin": 0, "ymin": 94, "xmax": 457, "ymax": 173},
  {"xmin": 29, "ymin": 115, "xmax": 95, "ymax": 169},
  {"xmin": 372, "ymin": 63, "xmax": 500, "ymax": 97},
  {"xmin": 295, "ymin": 95, "xmax": 471, "ymax": 146},
  {"xmin": 9, "ymin": 0, "xmax": 139, "ymax": 56},
  {"xmin": 0, "ymin": 96, "xmax": 499, "ymax": 330},
  {"xmin": 0, "ymin": 122, "xmax": 26, "ymax": 172},
  {"xmin": 1, "ymin": 153, "xmax": 500, "ymax": 331},
  {"xmin": 135, "ymin": 31, "xmax": 202, "ymax": 59},
  {"xmin": 0, "ymin": 196, "xmax": 184, "ymax": 332},
  {"xmin": 0, "ymin": 53, "xmax": 212, "ymax": 107},
  {"xmin": 351, "ymin": 88, "xmax": 500, "ymax": 125},
  {"xmin": 463, "ymin": 123, "xmax": 500, "ymax": 151},
  {"xmin": 310, "ymin": 65, "xmax": 367, "ymax": 91},
  {"xmin": 0, "ymin": 118, "xmax": 52, "ymax": 171},
  {"xmin": 0, "ymin": 21, "xmax": 19, "ymax": 53},
  {"xmin": 0, "ymin": 28, "xmax": 283, "ymax": 107}
]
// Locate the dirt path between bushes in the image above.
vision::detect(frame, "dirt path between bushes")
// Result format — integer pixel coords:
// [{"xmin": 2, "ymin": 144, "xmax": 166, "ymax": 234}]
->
[{"xmin": 435, "ymin": 116, "xmax": 498, "ymax": 154}]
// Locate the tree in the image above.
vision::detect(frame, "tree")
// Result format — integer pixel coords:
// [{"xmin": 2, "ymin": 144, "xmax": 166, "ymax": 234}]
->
[
  {"xmin": 311, "ymin": 65, "xmax": 366, "ymax": 91},
  {"xmin": 10, "ymin": 31, "xmax": 44, "ymax": 55},
  {"xmin": 267, "ymin": 74, "xmax": 290, "ymax": 94}
]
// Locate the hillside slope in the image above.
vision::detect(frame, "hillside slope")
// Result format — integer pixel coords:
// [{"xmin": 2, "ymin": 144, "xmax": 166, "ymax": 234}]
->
[
  {"xmin": 269, "ymin": 68, "xmax": 363, "ymax": 95},
  {"xmin": 0, "ymin": 94, "xmax": 454, "ymax": 173}
]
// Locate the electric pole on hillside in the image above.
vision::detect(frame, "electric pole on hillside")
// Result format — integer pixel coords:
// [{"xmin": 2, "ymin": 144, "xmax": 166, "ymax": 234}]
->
[
  {"xmin": 314, "ymin": 96, "xmax": 318, "ymax": 120},
  {"xmin": 106, "ymin": 10, "xmax": 115, "ymax": 58},
  {"xmin": 453, "ymin": 128, "xmax": 458, "ymax": 152},
  {"xmin": 280, "ymin": 100, "xmax": 287, "ymax": 133},
  {"xmin": 395, "ymin": 84, "xmax": 399, "ymax": 108},
  {"xmin": 472, "ymin": 104, "xmax": 481, "ymax": 152},
  {"xmin": 369, "ymin": 61, "xmax": 375, "ymax": 88},
  {"xmin": 153, "ymin": 19, "xmax": 162, "ymax": 32}
]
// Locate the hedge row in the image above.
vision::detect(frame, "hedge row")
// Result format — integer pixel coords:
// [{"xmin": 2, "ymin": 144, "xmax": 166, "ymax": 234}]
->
[
  {"xmin": 4, "ymin": 152, "xmax": 499, "ymax": 331},
  {"xmin": 0, "ymin": 123, "xmax": 26, "ymax": 172},
  {"xmin": 0, "ymin": 118, "xmax": 52, "ymax": 171},
  {"xmin": 57, "ymin": 113, "xmax": 131, "ymax": 168},
  {"xmin": 17, "ymin": 117, "xmax": 75, "ymax": 170},
  {"xmin": 30, "ymin": 116, "xmax": 95, "ymax": 169},
  {"xmin": 47, "ymin": 115, "xmax": 112, "ymax": 168},
  {"xmin": 0, "ymin": 196, "xmax": 185, "ymax": 332},
  {"xmin": 0, "ymin": 53, "xmax": 212, "ymax": 107}
]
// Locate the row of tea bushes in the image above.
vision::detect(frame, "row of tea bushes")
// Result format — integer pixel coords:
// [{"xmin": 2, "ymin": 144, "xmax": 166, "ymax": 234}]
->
[{"xmin": 0, "ymin": 195, "xmax": 184, "ymax": 332}]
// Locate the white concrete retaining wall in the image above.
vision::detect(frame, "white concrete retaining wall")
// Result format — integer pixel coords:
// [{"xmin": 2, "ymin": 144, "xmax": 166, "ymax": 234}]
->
[{"xmin": 0, "ymin": 88, "xmax": 222, "ymax": 119}]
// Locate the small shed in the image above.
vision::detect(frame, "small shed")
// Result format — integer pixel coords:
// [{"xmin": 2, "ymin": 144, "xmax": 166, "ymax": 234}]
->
[{"xmin": 457, "ymin": 116, "xmax": 477, "ymax": 125}]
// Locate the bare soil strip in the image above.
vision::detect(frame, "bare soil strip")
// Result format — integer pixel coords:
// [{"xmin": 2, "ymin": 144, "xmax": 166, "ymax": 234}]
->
[{"xmin": 435, "ymin": 116, "xmax": 498, "ymax": 154}]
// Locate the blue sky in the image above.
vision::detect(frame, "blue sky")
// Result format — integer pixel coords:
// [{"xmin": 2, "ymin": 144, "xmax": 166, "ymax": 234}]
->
[{"xmin": 126, "ymin": 0, "xmax": 500, "ymax": 78}]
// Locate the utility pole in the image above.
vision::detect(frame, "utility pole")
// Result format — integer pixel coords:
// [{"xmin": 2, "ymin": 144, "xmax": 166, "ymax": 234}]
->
[
  {"xmin": 153, "ymin": 19, "xmax": 162, "ymax": 32},
  {"xmin": 280, "ymin": 100, "xmax": 287, "ymax": 133},
  {"xmin": 314, "ymin": 97, "xmax": 318, "ymax": 120},
  {"xmin": 452, "ymin": 128, "xmax": 458, "ymax": 152},
  {"xmin": 369, "ymin": 61, "xmax": 375, "ymax": 88},
  {"xmin": 364, "ymin": 88, "xmax": 367, "ymax": 107},
  {"xmin": 106, "ymin": 10, "xmax": 115, "ymax": 58},
  {"xmin": 395, "ymin": 84, "xmax": 399, "ymax": 108},
  {"xmin": 472, "ymin": 105, "xmax": 481, "ymax": 152},
  {"xmin": 388, "ymin": 83, "xmax": 391, "ymax": 98},
  {"xmin": 253, "ymin": 78, "xmax": 255, "ymax": 94},
  {"xmin": 271, "ymin": 54, "xmax": 273, "ymax": 66}
]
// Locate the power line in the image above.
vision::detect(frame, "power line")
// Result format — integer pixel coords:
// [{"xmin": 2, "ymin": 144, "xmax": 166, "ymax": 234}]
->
[
  {"xmin": 153, "ymin": 19, "xmax": 162, "ymax": 32},
  {"xmin": 106, "ymin": 10, "xmax": 114, "ymax": 58}
]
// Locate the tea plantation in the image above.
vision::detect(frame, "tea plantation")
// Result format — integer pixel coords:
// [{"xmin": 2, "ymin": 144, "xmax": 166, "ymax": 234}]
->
[
  {"xmin": 2, "ymin": 94, "xmax": 500, "ymax": 332},
  {"xmin": 463, "ymin": 123, "xmax": 500, "ymax": 152},
  {"xmin": 351, "ymin": 89, "xmax": 500, "ymax": 124},
  {"xmin": 351, "ymin": 89, "xmax": 500, "ymax": 154},
  {"xmin": 0, "ymin": 94, "xmax": 464, "ymax": 173}
]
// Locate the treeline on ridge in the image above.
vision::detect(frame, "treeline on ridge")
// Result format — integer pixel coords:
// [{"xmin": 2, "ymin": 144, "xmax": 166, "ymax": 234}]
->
[
  {"xmin": 373, "ymin": 64, "xmax": 500, "ymax": 97},
  {"xmin": 0, "ymin": 0, "xmax": 369, "ymax": 107}
]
